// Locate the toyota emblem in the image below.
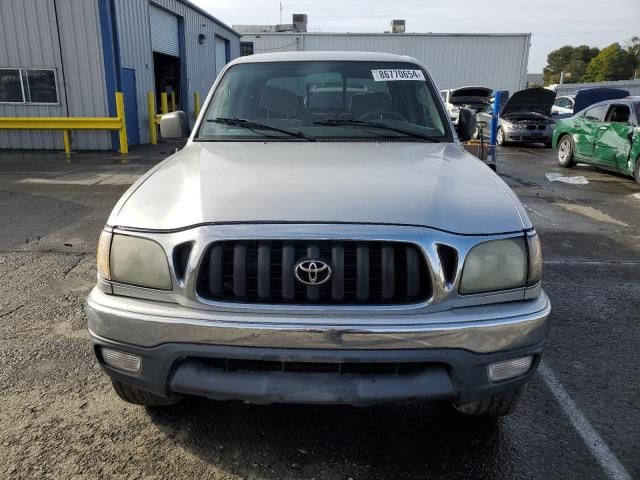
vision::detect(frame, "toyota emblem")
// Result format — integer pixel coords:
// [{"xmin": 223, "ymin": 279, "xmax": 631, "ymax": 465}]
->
[{"xmin": 294, "ymin": 259, "xmax": 332, "ymax": 286}]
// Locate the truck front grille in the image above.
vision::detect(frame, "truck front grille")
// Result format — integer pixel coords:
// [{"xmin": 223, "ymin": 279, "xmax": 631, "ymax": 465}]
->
[{"xmin": 196, "ymin": 240, "xmax": 431, "ymax": 305}]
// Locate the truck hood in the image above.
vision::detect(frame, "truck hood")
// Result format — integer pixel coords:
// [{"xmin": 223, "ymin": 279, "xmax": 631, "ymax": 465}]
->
[
  {"xmin": 501, "ymin": 88, "xmax": 556, "ymax": 117},
  {"xmin": 109, "ymin": 142, "xmax": 529, "ymax": 235}
]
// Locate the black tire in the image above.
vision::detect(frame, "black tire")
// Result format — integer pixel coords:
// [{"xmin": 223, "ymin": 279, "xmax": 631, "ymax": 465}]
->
[
  {"xmin": 557, "ymin": 135, "xmax": 576, "ymax": 168},
  {"xmin": 497, "ymin": 127, "xmax": 507, "ymax": 146},
  {"xmin": 454, "ymin": 383, "xmax": 527, "ymax": 417},
  {"xmin": 111, "ymin": 379, "xmax": 180, "ymax": 407}
]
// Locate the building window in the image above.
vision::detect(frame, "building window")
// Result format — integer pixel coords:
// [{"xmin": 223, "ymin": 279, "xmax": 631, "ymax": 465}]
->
[
  {"xmin": 241, "ymin": 42, "xmax": 254, "ymax": 56},
  {"xmin": 0, "ymin": 68, "xmax": 58, "ymax": 104}
]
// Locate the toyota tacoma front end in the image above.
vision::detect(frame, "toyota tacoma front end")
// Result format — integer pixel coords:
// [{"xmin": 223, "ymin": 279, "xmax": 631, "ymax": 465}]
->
[{"xmin": 86, "ymin": 52, "xmax": 550, "ymax": 416}]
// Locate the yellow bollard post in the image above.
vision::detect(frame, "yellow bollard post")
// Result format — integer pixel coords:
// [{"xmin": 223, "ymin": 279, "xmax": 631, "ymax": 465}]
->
[
  {"xmin": 170, "ymin": 91, "xmax": 176, "ymax": 112},
  {"xmin": 115, "ymin": 92, "xmax": 128, "ymax": 155},
  {"xmin": 194, "ymin": 92, "xmax": 200, "ymax": 118},
  {"xmin": 160, "ymin": 92, "xmax": 168, "ymax": 114},
  {"xmin": 62, "ymin": 130, "xmax": 71, "ymax": 158},
  {"xmin": 147, "ymin": 92, "xmax": 157, "ymax": 145}
]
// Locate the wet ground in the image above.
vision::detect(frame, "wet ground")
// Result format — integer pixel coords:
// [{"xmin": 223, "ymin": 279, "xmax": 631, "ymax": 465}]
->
[{"xmin": 0, "ymin": 144, "xmax": 638, "ymax": 479}]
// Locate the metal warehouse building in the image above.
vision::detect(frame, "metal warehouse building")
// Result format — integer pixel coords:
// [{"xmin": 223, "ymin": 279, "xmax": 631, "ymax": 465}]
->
[
  {"xmin": 0, "ymin": 0, "xmax": 240, "ymax": 151},
  {"xmin": 239, "ymin": 32, "xmax": 530, "ymax": 97}
]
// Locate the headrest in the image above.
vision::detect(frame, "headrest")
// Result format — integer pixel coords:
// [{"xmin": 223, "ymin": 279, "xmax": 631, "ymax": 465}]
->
[{"xmin": 259, "ymin": 85, "xmax": 299, "ymax": 117}]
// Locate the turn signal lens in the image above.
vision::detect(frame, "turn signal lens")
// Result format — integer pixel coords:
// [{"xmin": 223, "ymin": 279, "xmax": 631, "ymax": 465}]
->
[
  {"xmin": 527, "ymin": 233, "xmax": 543, "ymax": 286},
  {"xmin": 488, "ymin": 356, "xmax": 533, "ymax": 382},
  {"xmin": 97, "ymin": 230, "xmax": 113, "ymax": 280},
  {"xmin": 101, "ymin": 347, "xmax": 142, "ymax": 373}
]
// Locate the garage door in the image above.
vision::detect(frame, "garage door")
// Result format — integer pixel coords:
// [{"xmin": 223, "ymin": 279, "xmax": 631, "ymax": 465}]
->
[
  {"xmin": 150, "ymin": 5, "xmax": 179, "ymax": 57},
  {"xmin": 215, "ymin": 37, "xmax": 228, "ymax": 77}
]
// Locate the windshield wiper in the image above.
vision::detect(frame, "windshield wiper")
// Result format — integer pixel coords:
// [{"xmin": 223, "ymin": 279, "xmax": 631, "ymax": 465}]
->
[
  {"xmin": 313, "ymin": 119, "xmax": 439, "ymax": 141},
  {"xmin": 207, "ymin": 117, "xmax": 315, "ymax": 141}
]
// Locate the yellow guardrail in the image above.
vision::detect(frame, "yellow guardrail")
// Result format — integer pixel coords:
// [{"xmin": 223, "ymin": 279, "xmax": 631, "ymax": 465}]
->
[
  {"xmin": 0, "ymin": 92, "xmax": 128, "ymax": 156},
  {"xmin": 148, "ymin": 91, "xmax": 201, "ymax": 145}
]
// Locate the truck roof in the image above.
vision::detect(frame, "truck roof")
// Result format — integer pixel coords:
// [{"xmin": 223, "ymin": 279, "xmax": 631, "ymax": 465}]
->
[{"xmin": 228, "ymin": 51, "xmax": 421, "ymax": 65}]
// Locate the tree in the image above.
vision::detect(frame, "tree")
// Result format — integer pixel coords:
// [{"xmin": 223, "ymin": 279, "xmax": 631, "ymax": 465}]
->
[
  {"xmin": 582, "ymin": 43, "xmax": 637, "ymax": 82},
  {"xmin": 626, "ymin": 36, "xmax": 640, "ymax": 77},
  {"xmin": 542, "ymin": 45, "xmax": 600, "ymax": 85}
]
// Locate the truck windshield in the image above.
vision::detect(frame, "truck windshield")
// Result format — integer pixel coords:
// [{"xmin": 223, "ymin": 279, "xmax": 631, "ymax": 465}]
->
[{"xmin": 196, "ymin": 61, "xmax": 451, "ymax": 142}]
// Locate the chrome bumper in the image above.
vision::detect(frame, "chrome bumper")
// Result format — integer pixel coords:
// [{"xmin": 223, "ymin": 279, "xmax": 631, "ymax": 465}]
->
[{"xmin": 86, "ymin": 288, "xmax": 551, "ymax": 354}]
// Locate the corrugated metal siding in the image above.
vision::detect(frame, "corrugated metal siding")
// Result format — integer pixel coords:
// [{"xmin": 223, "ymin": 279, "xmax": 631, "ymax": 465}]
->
[
  {"xmin": 114, "ymin": 0, "xmax": 154, "ymax": 144},
  {"xmin": 149, "ymin": 5, "xmax": 180, "ymax": 57},
  {"xmin": 0, "ymin": 0, "xmax": 110, "ymax": 150},
  {"xmin": 55, "ymin": 0, "xmax": 110, "ymax": 149},
  {"xmin": 242, "ymin": 33, "xmax": 530, "ymax": 95},
  {"xmin": 115, "ymin": 0, "xmax": 240, "ymax": 141}
]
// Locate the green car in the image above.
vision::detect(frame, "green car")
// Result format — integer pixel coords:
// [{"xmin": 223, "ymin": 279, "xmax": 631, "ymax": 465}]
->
[{"xmin": 552, "ymin": 98, "xmax": 640, "ymax": 184}]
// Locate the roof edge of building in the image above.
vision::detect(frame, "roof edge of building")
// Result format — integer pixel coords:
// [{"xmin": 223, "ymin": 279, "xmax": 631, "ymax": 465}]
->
[
  {"xmin": 238, "ymin": 32, "xmax": 532, "ymax": 37},
  {"xmin": 175, "ymin": 0, "xmax": 241, "ymax": 37}
]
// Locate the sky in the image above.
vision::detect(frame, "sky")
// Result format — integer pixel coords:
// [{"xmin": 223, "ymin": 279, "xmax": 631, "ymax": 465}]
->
[{"xmin": 197, "ymin": 0, "xmax": 639, "ymax": 72}]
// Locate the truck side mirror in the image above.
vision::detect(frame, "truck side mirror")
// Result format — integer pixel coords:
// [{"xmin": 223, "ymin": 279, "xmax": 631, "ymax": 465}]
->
[
  {"xmin": 456, "ymin": 108, "xmax": 476, "ymax": 142},
  {"xmin": 160, "ymin": 111, "xmax": 190, "ymax": 139}
]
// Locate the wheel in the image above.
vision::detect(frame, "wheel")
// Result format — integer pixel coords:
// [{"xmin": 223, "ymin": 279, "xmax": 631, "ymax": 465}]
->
[
  {"xmin": 557, "ymin": 135, "xmax": 576, "ymax": 168},
  {"xmin": 497, "ymin": 127, "xmax": 506, "ymax": 146},
  {"xmin": 634, "ymin": 157, "xmax": 640, "ymax": 185},
  {"xmin": 454, "ymin": 383, "xmax": 527, "ymax": 417},
  {"xmin": 544, "ymin": 142, "xmax": 552, "ymax": 149},
  {"xmin": 111, "ymin": 379, "xmax": 180, "ymax": 407}
]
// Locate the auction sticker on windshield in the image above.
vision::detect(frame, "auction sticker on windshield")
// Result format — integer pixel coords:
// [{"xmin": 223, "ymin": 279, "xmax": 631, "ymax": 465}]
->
[{"xmin": 371, "ymin": 69, "xmax": 425, "ymax": 81}]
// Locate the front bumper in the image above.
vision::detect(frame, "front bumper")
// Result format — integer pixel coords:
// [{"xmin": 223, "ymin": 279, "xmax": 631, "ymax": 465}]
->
[
  {"xmin": 505, "ymin": 130, "xmax": 552, "ymax": 143},
  {"xmin": 87, "ymin": 288, "xmax": 551, "ymax": 405}
]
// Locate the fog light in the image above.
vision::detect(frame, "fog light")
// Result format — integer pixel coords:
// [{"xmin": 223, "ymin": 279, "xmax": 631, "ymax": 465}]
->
[
  {"xmin": 101, "ymin": 348, "xmax": 142, "ymax": 373},
  {"xmin": 487, "ymin": 356, "xmax": 533, "ymax": 382}
]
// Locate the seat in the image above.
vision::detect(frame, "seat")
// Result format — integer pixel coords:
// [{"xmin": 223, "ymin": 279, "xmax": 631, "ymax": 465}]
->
[{"xmin": 259, "ymin": 85, "xmax": 301, "ymax": 118}]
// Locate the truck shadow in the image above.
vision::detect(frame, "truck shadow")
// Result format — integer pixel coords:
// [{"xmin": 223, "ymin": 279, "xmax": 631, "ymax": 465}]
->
[{"xmin": 147, "ymin": 398, "xmax": 511, "ymax": 479}]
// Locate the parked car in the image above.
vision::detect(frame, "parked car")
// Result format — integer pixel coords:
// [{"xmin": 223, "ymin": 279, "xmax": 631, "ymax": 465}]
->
[
  {"xmin": 553, "ymin": 98, "xmax": 640, "ymax": 184},
  {"xmin": 551, "ymin": 95, "xmax": 575, "ymax": 116},
  {"xmin": 440, "ymin": 86, "xmax": 492, "ymax": 124},
  {"xmin": 87, "ymin": 52, "xmax": 550, "ymax": 417},
  {"xmin": 476, "ymin": 88, "xmax": 556, "ymax": 147}
]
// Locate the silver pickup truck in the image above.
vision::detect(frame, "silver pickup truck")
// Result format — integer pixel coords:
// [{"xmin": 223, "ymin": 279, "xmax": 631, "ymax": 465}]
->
[{"xmin": 86, "ymin": 52, "xmax": 550, "ymax": 417}]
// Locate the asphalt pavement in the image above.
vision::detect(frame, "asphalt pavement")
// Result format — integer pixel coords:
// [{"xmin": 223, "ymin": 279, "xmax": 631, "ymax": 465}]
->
[{"xmin": 0, "ymin": 143, "xmax": 638, "ymax": 479}]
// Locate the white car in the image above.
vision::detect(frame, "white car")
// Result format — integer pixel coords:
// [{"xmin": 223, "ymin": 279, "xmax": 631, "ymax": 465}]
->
[
  {"xmin": 551, "ymin": 95, "xmax": 575, "ymax": 116},
  {"xmin": 440, "ymin": 86, "xmax": 493, "ymax": 124}
]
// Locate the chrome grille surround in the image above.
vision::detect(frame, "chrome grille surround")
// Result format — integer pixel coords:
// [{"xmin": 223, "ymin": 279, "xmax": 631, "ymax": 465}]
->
[{"xmin": 100, "ymin": 223, "xmax": 541, "ymax": 316}]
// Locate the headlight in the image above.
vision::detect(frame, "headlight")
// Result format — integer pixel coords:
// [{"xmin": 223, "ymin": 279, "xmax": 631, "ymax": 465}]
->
[
  {"xmin": 460, "ymin": 238, "xmax": 527, "ymax": 294},
  {"xmin": 109, "ymin": 234, "xmax": 172, "ymax": 290},
  {"xmin": 505, "ymin": 122, "xmax": 522, "ymax": 130}
]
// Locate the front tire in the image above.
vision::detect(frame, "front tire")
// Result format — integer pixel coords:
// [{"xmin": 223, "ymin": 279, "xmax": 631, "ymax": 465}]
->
[
  {"xmin": 497, "ymin": 127, "xmax": 506, "ymax": 146},
  {"xmin": 557, "ymin": 135, "xmax": 576, "ymax": 168},
  {"xmin": 454, "ymin": 384, "xmax": 527, "ymax": 417},
  {"xmin": 111, "ymin": 379, "xmax": 180, "ymax": 407}
]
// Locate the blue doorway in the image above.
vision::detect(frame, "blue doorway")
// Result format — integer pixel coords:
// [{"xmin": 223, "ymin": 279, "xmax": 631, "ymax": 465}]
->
[{"xmin": 121, "ymin": 68, "xmax": 140, "ymax": 145}]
